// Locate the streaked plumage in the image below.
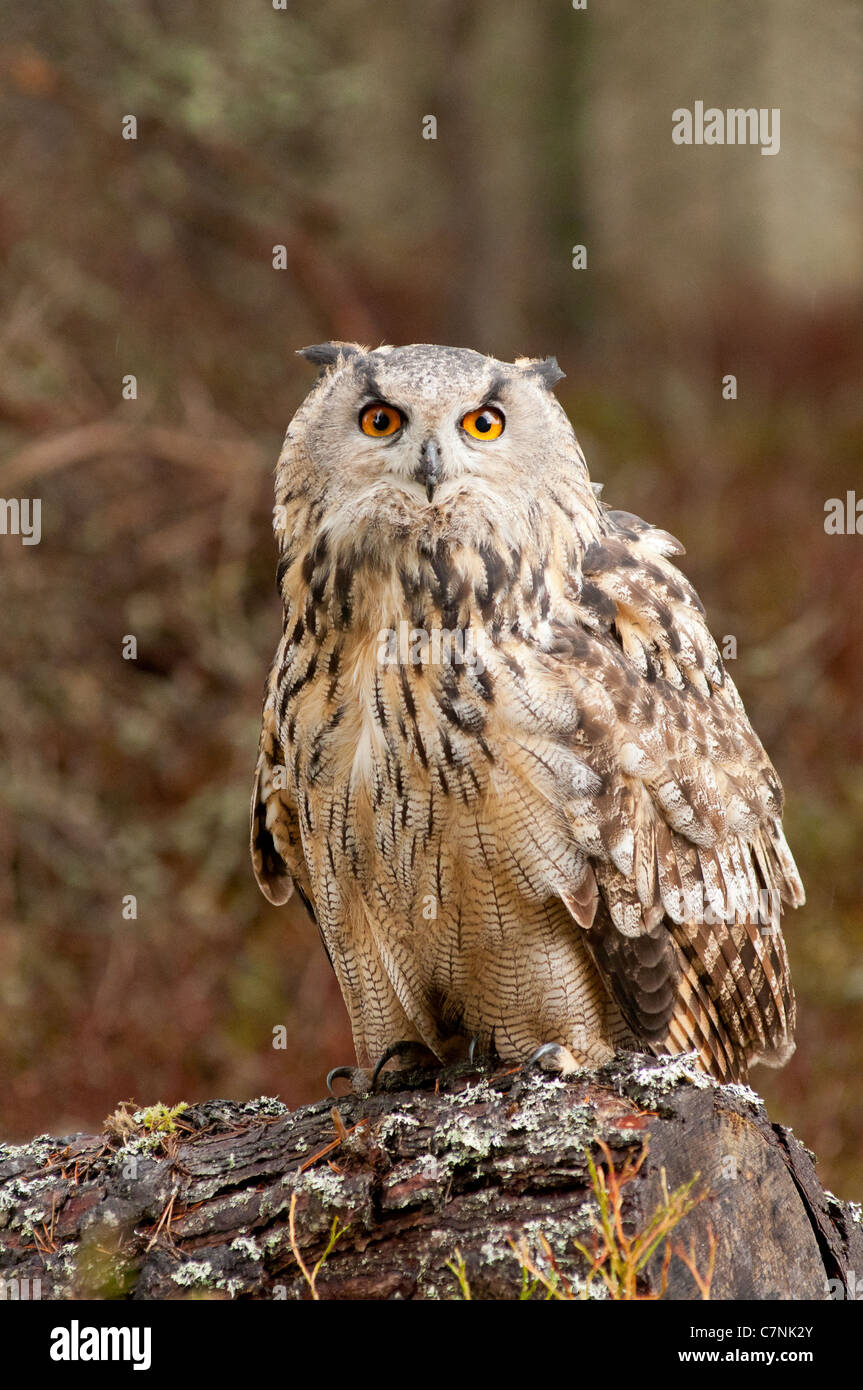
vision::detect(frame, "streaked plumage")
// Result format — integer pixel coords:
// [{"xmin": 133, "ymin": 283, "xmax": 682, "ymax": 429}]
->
[{"xmin": 251, "ymin": 342, "xmax": 803, "ymax": 1084}]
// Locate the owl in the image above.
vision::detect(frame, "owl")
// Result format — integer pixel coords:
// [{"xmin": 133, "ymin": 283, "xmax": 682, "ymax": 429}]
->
[{"xmin": 251, "ymin": 342, "xmax": 803, "ymax": 1090}]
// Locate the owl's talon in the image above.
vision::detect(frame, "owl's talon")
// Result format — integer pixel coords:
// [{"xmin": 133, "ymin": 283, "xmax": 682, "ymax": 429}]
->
[
  {"xmin": 326, "ymin": 1065, "xmax": 372, "ymax": 1097},
  {"xmin": 525, "ymin": 1042, "xmax": 579, "ymax": 1077},
  {"xmin": 466, "ymin": 1033, "xmax": 499, "ymax": 1071},
  {"xmin": 371, "ymin": 1040, "xmax": 433, "ymax": 1089}
]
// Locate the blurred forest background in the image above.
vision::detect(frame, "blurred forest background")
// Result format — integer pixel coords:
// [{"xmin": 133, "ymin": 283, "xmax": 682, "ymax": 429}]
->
[{"xmin": 0, "ymin": 0, "xmax": 861, "ymax": 1199}]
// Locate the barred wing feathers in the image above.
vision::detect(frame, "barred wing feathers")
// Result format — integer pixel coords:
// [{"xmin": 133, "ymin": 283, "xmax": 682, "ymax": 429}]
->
[
  {"xmin": 546, "ymin": 507, "xmax": 803, "ymax": 1082},
  {"xmin": 250, "ymin": 668, "xmax": 311, "ymax": 912}
]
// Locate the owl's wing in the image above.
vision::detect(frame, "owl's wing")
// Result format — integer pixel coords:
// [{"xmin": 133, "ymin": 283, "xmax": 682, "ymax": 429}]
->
[
  {"xmin": 250, "ymin": 679, "xmax": 314, "ymax": 913},
  {"xmin": 545, "ymin": 508, "xmax": 803, "ymax": 1081}
]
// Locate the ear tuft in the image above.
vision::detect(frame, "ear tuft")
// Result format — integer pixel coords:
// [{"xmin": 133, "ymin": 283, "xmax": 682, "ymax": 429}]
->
[
  {"xmin": 297, "ymin": 342, "xmax": 362, "ymax": 372},
  {"xmin": 516, "ymin": 355, "xmax": 565, "ymax": 390}
]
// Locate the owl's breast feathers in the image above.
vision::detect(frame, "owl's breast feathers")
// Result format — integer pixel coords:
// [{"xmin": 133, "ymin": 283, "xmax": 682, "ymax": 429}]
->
[{"xmin": 252, "ymin": 493, "xmax": 803, "ymax": 1083}]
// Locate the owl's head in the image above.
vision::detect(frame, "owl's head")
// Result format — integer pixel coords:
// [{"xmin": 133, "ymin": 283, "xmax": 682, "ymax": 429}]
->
[{"xmin": 275, "ymin": 343, "xmax": 596, "ymax": 556}]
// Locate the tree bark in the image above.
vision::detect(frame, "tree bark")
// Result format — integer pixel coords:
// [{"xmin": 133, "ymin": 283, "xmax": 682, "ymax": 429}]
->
[{"xmin": 1, "ymin": 1054, "xmax": 859, "ymax": 1301}]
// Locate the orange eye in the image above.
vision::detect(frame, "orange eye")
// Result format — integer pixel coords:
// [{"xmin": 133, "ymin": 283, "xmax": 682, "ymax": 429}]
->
[
  {"xmin": 461, "ymin": 406, "xmax": 505, "ymax": 440},
  {"xmin": 359, "ymin": 403, "xmax": 403, "ymax": 437}
]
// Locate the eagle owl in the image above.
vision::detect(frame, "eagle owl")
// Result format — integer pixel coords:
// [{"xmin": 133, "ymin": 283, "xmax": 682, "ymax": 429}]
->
[{"xmin": 251, "ymin": 342, "xmax": 803, "ymax": 1087}]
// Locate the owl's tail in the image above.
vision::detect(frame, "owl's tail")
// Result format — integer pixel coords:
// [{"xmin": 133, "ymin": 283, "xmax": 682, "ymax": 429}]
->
[{"xmin": 658, "ymin": 911, "xmax": 796, "ymax": 1084}]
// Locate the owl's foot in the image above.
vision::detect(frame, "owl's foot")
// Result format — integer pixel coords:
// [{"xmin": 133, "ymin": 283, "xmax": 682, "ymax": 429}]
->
[
  {"xmin": 525, "ymin": 1042, "xmax": 581, "ymax": 1077},
  {"xmin": 327, "ymin": 1041, "xmax": 437, "ymax": 1097},
  {"xmin": 372, "ymin": 1039, "xmax": 438, "ymax": 1088},
  {"xmin": 326, "ymin": 1064, "xmax": 373, "ymax": 1098}
]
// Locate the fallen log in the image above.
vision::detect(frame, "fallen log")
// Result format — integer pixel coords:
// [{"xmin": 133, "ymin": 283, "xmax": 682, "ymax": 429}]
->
[{"xmin": 1, "ymin": 1054, "xmax": 859, "ymax": 1300}]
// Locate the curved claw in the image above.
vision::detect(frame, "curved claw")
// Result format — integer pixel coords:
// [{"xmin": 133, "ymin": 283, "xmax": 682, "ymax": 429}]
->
[
  {"xmin": 371, "ymin": 1040, "xmax": 428, "ymax": 1090},
  {"xmin": 524, "ymin": 1042, "xmax": 579, "ymax": 1077},
  {"xmin": 466, "ymin": 1034, "xmax": 499, "ymax": 1071},
  {"xmin": 326, "ymin": 1065, "xmax": 360, "ymax": 1098}
]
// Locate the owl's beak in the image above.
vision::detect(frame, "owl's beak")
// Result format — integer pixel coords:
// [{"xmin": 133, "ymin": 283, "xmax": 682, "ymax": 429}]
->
[{"xmin": 417, "ymin": 437, "xmax": 442, "ymax": 502}]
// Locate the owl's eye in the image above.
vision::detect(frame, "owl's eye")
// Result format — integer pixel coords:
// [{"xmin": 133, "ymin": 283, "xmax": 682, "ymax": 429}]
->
[
  {"xmin": 359, "ymin": 403, "xmax": 404, "ymax": 437},
  {"xmin": 461, "ymin": 406, "xmax": 505, "ymax": 440}
]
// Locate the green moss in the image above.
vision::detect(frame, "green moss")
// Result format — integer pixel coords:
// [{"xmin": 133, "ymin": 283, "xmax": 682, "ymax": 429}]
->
[{"xmin": 135, "ymin": 1102, "xmax": 189, "ymax": 1134}]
